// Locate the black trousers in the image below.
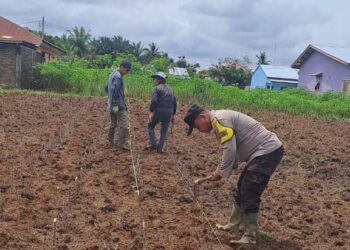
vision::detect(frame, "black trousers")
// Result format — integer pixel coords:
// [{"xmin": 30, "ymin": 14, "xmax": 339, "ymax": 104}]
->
[
  {"xmin": 234, "ymin": 146, "xmax": 284, "ymax": 214},
  {"xmin": 148, "ymin": 108, "xmax": 173, "ymax": 153}
]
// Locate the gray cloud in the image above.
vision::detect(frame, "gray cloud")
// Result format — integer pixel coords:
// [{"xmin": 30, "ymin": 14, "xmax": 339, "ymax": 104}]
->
[{"xmin": 1, "ymin": 0, "xmax": 349, "ymax": 68}]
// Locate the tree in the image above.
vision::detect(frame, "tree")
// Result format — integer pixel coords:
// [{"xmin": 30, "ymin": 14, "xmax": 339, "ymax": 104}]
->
[
  {"xmin": 90, "ymin": 36, "xmax": 113, "ymax": 55},
  {"xmin": 111, "ymin": 35, "xmax": 131, "ymax": 55},
  {"xmin": 208, "ymin": 57, "xmax": 251, "ymax": 88},
  {"xmin": 150, "ymin": 56, "xmax": 172, "ymax": 72},
  {"xmin": 67, "ymin": 26, "xmax": 91, "ymax": 57},
  {"xmin": 145, "ymin": 42, "xmax": 160, "ymax": 57},
  {"xmin": 175, "ymin": 56, "xmax": 188, "ymax": 68},
  {"xmin": 142, "ymin": 42, "xmax": 160, "ymax": 64},
  {"xmin": 256, "ymin": 51, "xmax": 270, "ymax": 65},
  {"xmin": 130, "ymin": 41, "xmax": 146, "ymax": 61},
  {"xmin": 174, "ymin": 56, "xmax": 200, "ymax": 77}
]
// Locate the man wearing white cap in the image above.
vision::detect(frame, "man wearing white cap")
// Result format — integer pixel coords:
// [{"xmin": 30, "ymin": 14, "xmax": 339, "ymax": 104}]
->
[{"xmin": 148, "ymin": 71, "xmax": 177, "ymax": 154}]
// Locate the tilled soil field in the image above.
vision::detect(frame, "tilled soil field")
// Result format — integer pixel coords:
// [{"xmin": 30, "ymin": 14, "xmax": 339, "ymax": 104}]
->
[{"xmin": 0, "ymin": 92, "xmax": 349, "ymax": 249}]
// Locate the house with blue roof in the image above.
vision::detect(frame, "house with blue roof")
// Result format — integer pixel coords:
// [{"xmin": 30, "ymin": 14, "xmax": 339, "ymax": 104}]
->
[
  {"xmin": 250, "ymin": 65, "xmax": 298, "ymax": 90},
  {"xmin": 291, "ymin": 44, "xmax": 350, "ymax": 93}
]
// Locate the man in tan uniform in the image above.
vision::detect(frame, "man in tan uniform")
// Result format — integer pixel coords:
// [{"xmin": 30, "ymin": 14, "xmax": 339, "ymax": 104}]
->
[{"xmin": 184, "ymin": 104, "xmax": 284, "ymax": 245}]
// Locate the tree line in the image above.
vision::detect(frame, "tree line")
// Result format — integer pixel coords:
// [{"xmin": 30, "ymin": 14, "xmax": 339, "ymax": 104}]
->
[{"xmin": 30, "ymin": 26, "xmax": 270, "ymax": 87}]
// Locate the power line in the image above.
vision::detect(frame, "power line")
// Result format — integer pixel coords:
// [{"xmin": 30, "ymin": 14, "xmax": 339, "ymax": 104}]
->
[
  {"xmin": 18, "ymin": 18, "xmax": 70, "ymax": 35},
  {"xmin": 18, "ymin": 20, "xmax": 41, "ymax": 25},
  {"xmin": 45, "ymin": 21, "xmax": 70, "ymax": 32}
]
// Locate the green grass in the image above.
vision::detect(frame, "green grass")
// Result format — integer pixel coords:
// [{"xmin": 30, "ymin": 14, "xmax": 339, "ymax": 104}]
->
[
  {"xmin": 125, "ymin": 71, "xmax": 350, "ymax": 120},
  {"xmin": 9, "ymin": 59, "xmax": 350, "ymax": 120},
  {"xmin": 0, "ymin": 85, "xmax": 94, "ymax": 98}
]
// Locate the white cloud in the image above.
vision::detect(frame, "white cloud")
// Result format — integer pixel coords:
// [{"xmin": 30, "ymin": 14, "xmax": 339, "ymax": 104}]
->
[{"xmin": 1, "ymin": 0, "xmax": 349, "ymax": 68}]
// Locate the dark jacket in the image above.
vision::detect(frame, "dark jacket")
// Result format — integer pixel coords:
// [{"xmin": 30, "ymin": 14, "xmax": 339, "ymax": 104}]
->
[
  {"xmin": 150, "ymin": 83, "xmax": 177, "ymax": 115},
  {"xmin": 107, "ymin": 70, "xmax": 126, "ymax": 112}
]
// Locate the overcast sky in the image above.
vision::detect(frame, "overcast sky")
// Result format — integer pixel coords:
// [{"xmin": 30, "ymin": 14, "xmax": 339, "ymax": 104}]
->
[{"xmin": 1, "ymin": 0, "xmax": 350, "ymax": 68}]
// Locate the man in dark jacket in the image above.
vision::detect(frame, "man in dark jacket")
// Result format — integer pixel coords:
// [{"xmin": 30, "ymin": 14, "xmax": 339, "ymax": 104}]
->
[
  {"xmin": 148, "ymin": 71, "xmax": 177, "ymax": 154},
  {"xmin": 107, "ymin": 60, "xmax": 131, "ymax": 150}
]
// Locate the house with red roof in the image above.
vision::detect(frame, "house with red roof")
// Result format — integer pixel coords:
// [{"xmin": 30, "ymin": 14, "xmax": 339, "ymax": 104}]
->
[{"xmin": 0, "ymin": 16, "xmax": 64, "ymax": 88}]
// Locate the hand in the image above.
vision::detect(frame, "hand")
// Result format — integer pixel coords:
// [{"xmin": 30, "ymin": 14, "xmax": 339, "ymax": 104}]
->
[
  {"xmin": 194, "ymin": 176, "xmax": 211, "ymax": 185},
  {"xmin": 194, "ymin": 173, "xmax": 221, "ymax": 185},
  {"xmin": 148, "ymin": 114, "xmax": 154, "ymax": 123},
  {"xmin": 194, "ymin": 178, "xmax": 206, "ymax": 185}
]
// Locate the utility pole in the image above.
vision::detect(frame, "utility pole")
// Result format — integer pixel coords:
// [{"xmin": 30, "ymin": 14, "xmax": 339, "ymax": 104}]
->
[
  {"xmin": 41, "ymin": 16, "xmax": 45, "ymax": 39},
  {"xmin": 273, "ymin": 43, "xmax": 277, "ymax": 65}
]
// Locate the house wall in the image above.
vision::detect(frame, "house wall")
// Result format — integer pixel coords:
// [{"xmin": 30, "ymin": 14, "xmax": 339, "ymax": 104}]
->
[
  {"xmin": 20, "ymin": 45, "xmax": 42, "ymax": 88},
  {"xmin": 0, "ymin": 43, "xmax": 41, "ymax": 88},
  {"xmin": 268, "ymin": 82, "xmax": 297, "ymax": 90},
  {"xmin": 298, "ymin": 51, "xmax": 350, "ymax": 92},
  {"xmin": 0, "ymin": 43, "xmax": 16, "ymax": 87},
  {"xmin": 250, "ymin": 66, "xmax": 270, "ymax": 89}
]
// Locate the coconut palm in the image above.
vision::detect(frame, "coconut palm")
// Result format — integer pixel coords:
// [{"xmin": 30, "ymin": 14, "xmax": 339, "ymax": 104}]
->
[
  {"xmin": 67, "ymin": 26, "xmax": 91, "ymax": 57},
  {"xmin": 112, "ymin": 35, "xmax": 131, "ymax": 54},
  {"xmin": 90, "ymin": 36, "xmax": 113, "ymax": 55},
  {"xmin": 145, "ymin": 42, "xmax": 160, "ymax": 57},
  {"xmin": 130, "ymin": 41, "xmax": 146, "ymax": 61}
]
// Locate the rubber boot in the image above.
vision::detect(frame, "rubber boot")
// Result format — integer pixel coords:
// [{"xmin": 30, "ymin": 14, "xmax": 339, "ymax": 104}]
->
[
  {"xmin": 108, "ymin": 127, "xmax": 115, "ymax": 146},
  {"xmin": 117, "ymin": 127, "xmax": 130, "ymax": 151},
  {"xmin": 230, "ymin": 213, "xmax": 258, "ymax": 245},
  {"xmin": 216, "ymin": 203, "xmax": 241, "ymax": 231}
]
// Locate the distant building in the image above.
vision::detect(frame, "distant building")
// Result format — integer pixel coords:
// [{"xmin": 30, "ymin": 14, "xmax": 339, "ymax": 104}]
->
[
  {"xmin": 291, "ymin": 44, "xmax": 350, "ymax": 93},
  {"xmin": 168, "ymin": 67, "xmax": 190, "ymax": 78},
  {"xmin": 0, "ymin": 16, "xmax": 64, "ymax": 88},
  {"xmin": 250, "ymin": 65, "xmax": 298, "ymax": 90}
]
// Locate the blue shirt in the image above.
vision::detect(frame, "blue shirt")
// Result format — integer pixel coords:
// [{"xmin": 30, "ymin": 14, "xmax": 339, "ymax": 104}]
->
[{"xmin": 107, "ymin": 70, "xmax": 126, "ymax": 112}]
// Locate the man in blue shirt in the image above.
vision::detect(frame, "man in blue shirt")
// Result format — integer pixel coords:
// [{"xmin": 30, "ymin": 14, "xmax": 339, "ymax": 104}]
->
[{"xmin": 107, "ymin": 60, "xmax": 131, "ymax": 150}]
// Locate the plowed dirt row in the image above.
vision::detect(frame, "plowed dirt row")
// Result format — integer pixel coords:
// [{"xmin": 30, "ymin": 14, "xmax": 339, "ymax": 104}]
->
[{"xmin": 0, "ymin": 92, "xmax": 349, "ymax": 249}]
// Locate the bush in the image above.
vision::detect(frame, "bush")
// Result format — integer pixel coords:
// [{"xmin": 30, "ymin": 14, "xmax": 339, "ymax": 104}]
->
[
  {"xmin": 33, "ymin": 59, "xmax": 110, "ymax": 95},
  {"xmin": 32, "ymin": 56, "xmax": 350, "ymax": 120}
]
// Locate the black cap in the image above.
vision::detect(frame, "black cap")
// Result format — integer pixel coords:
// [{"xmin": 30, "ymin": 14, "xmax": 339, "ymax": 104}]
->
[
  {"xmin": 120, "ymin": 60, "xmax": 132, "ymax": 70},
  {"xmin": 183, "ymin": 104, "xmax": 204, "ymax": 135}
]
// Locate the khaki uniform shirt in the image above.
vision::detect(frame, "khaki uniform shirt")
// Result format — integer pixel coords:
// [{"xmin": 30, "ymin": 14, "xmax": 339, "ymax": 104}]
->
[{"xmin": 210, "ymin": 110, "xmax": 282, "ymax": 178}]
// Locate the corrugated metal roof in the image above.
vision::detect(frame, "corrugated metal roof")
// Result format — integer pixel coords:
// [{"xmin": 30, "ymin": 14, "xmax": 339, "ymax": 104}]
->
[
  {"xmin": 313, "ymin": 45, "xmax": 350, "ymax": 64},
  {"xmin": 0, "ymin": 16, "xmax": 42, "ymax": 46},
  {"xmin": 291, "ymin": 44, "xmax": 350, "ymax": 68},
  {"xmin": 168, "ymin": 67, "xmax": 189, "ymax": 76},
  {"xmin": 259, "ymin": 65, "xmax": 298, "ymax": 80}
]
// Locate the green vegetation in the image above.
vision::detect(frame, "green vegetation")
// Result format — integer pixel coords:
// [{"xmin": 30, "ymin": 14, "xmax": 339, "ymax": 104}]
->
[
  {"xmin": 26, "ymin": 55, "xmax": 350, "ymax": 120},
  {"xmin": 259, "ymin": 231, "xmax": 270, "ymax": 240},
  {"xmin": 32, "ymin": 59, "xmax": 110, "ymax": 95}
]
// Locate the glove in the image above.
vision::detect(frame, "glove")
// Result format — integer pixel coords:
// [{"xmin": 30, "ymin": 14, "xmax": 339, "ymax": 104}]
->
[{"xmin": 111, "ymin": 105, "xmax": 119, "ymax": 114}]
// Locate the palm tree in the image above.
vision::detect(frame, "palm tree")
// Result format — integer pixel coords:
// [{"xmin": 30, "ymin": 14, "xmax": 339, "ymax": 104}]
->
[
  {"xmin": 67, "ymin": 26, "xmax": 91, "ymax": 57},
  {"xmin": 90, "ymin": 36, "xmax": 113, "ymax": 55},
  {"xmin": 256, "ymin": 51, "xmax": 270, "ymax": 65},
  {"xmin": 145, "ymin": 42, "xmax": 160, "ymax": 58},
  {"xmin": 130, "ymin": 41, "xmax": 146, "ymax": 61},
  {"xmin": 112, "ymin": 36, "xmax": 131, "ymax": 54}
]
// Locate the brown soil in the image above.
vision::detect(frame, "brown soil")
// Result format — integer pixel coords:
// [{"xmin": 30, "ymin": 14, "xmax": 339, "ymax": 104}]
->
[{"xmin": 0, "ymin": 92, "xmax": 349, "ymax": 250}]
